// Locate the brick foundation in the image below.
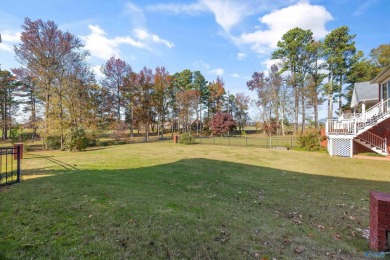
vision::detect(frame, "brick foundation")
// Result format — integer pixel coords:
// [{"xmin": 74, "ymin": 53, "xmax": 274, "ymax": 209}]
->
[{"xmin": 370, "ymin": 191, "xmax": 390, "ymax": 251}]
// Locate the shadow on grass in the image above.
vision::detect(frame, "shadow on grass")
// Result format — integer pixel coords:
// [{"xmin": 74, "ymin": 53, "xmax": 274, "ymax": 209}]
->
[
  {"xmin": 1, "ymin": 158, "xmax": 389, "ymax": 259},
  {"xmin": 23, "ymin": 154, "xmax": 79, "ymax": 172}
]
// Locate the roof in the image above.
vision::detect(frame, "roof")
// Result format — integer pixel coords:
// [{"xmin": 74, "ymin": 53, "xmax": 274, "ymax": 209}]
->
[
  {"xmin": 371, "ymin": 64, "xmax": 390, "ymax": 83},
  {"xmin": 350, "ymin": 81, "xmax": 378, "ymax": 108}
]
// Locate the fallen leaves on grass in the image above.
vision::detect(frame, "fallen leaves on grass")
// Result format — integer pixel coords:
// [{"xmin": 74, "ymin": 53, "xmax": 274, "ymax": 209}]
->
[
  {"xmin": 294, "ymin": 246, "xmax": 304, "ymax": 254},
  {"xmin": 332, "ymin": 233, "xmax": 342, "ymax": 240},
  {"xmin": 293, "ymin": 219, "xmax": 302, "ymax": 225},
  {"xmin": 355, "ymin": 228, "xmax": 370, "ymax": 239},
  {"xmin": 215, "ymin": 229, "xmax": 230, "ymax": 245},
  {"xmin": 318, "ymin": 225, "xmax": 325, "ymax": 231}
]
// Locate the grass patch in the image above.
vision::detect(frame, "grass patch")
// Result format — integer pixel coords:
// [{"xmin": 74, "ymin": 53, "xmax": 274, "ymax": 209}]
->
[{"xmin": 1, "ymin": 143, "xmax": 390, "ymax": 259}]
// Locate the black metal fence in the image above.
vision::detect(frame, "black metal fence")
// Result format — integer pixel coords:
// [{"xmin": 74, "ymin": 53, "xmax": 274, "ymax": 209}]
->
[
  {"xmin": 0, "ymin": 146, "xmax": 21, "ymax": 186},
  {"xmin": 195, "ymin": 136, "xmax": 298, "ymax": 149}
]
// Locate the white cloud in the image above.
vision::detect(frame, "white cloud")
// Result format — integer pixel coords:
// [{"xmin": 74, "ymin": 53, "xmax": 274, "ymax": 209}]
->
[
  {"xmin": 147, "ymin": 1, "xmax": 294, "ymax": 33},
  {"xmin": 134, "ymin": 28, "xmax": 174, "ymax": 48},
  {"xmin": 237, "ymin": 52, "xmax": 246, "ymax": 60},
  {"xmin": 0, "ymin": 43, "xmax": 13, "ymax": 52},
  {"xmin": 209, "ymin": 68, "xmax": 224, "ymax": 76},
  {"xmin": 0, "ymin": 31, "xmax": 21, "ymax": 52},
  {"xmin": 231, "ymin": 73, "xmax": 239, "ymax": 78},
  {"xmin": 82, "ymin": 25, "xmax": 145, "ymax": 60},
  {"xmin": 194, "ymin": 60, "xmax": 224, "ymax": 76},
  {"xmin": 262, "ymin": 59, "xmax": 283, "ymax": 70},
  {"xmin": 237, "ymin": 2, "xmax": 333, "ymax": 54},
  {"xmin": 194, "ymin": 60, "xmax": 211, "ymax": 70},
  {"xmin": 124, "ymin": 2, "xmax": 146, "ymax": 27},
  {"xmin": 82, "ymin": 25, "xmax": 174, "ymax": 60},
  {"xmin": 146, "ymin": 3, "xmax": 206, "ymax": 15},
  {"xmin": 353, "ymin": 0, "xmax": 378, "ymax": 16},
  {"xmin": 199, "ymin": 0, "xmax": 251, "ymax": 32},
  {"xmin": 91, "ymin": 65, "xmax": 105, "ymax": 80}
]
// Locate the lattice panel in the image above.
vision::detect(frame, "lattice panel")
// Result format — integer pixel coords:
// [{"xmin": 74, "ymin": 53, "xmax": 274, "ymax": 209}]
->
[{"xmin": 331, "ymin": 138, "xmax": 351, "ymax": 157}]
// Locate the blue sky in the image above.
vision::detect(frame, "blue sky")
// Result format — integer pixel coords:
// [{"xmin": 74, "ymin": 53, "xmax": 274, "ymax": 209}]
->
[{"xmin": 0, "ymin": 0, "xmax": 389, "ymax": 119}]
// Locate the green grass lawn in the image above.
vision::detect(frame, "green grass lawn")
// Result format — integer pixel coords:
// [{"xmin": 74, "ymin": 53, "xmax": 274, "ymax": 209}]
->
[{"xmin": 1, "ymin": 143, "xmax": 390, "ymax": 259}]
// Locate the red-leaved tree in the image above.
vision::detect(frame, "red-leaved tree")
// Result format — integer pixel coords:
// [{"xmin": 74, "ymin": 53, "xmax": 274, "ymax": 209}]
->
[{"xmin": 210, "ymin": 111, "xmax": 236, "ymax": 136}]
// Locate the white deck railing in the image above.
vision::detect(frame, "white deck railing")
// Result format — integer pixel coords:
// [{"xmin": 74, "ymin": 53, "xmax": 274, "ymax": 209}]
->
[
  {"xmin": 358, "ymin": 131, "xmax": 388, "ymax": 153},
  {"xmin": 326, "ymin": 98, "xmax": 390, "ymax": 136}
]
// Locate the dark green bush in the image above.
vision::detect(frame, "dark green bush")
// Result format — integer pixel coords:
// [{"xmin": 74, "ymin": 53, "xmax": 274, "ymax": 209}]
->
[
  {"xmin": 297, "ymin": 129, "xmax": 323, "ymax": 151},
  {"xmin": 65, "ymin": 128, "xmax": 89, "ymax": 151},
  {"xmin": 46, "ymin": 135, "xmax": 61, "ymax": 150},
  {"xmin": 179, "ymin": 132, "xmax": 196, "ymax": 145},
  {"xmin": 97, "ymin": 141, "xmax": 109, "ymax": 147},
  {"xmin": 113, "ymin": 140, "xmax": 126, "ymax": 145},
  {"xmin": 10, "ymin": 125, "xmax": 23, "ymax": 144}
]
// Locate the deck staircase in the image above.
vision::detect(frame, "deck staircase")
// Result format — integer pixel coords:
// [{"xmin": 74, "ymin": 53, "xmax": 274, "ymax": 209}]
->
[
  {"xmin": 354, "ymin": 131, "xmax": 388, "ymax": 156},
  {"xmin": 326, "ymin": 98, "xmax": 390, "ymax": 156}
]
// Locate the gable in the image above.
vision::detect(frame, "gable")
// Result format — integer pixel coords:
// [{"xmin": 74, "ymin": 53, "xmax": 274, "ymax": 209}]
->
[{"xmin": 350, "ymin": 81, "xmax": 378, "ymax": 108}]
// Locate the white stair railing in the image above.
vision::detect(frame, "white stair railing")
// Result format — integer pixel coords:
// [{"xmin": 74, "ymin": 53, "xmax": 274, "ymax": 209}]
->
[
  {"xmin": 356, "ymin": 98, "xmax": 390, "ymax": 122},
  {"xmin": 326, "ymin": 98, "xmax": 390, "ymax": 136},
  {"xmin": 358, "ymin": 131, "xmax": 388, "ymax": 153}
]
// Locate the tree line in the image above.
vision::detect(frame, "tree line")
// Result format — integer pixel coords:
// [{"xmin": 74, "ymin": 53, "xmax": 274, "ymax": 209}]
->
[
  {"xmin": 247, "ymin": 26, "xmax": 389, "ymax": 134},
  {"xmin": 1, "ymin": 18, "xmax": 389, "ymax": 149},
  {"xmin": 0, "ymin": 18, "xmax": 247, "ymax": 149}
]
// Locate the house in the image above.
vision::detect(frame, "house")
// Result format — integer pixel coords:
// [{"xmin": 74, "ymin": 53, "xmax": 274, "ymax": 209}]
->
[
  {"xmin": 326, "ymin": 64, "xmax": 390, "ymax": 157},
  {"xmin": 350, "ymin": 81, "xmax": 379, "ymax": 113}
]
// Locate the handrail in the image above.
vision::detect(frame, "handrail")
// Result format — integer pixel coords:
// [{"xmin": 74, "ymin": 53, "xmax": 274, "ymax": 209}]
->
[
  {"xmin": 326, "ymin": 98, "xmax": 390, "ymax": 136},
  {"xmin": 355, "ymin": 98, "xmax": 390, "ymax": 122},
  {"xmin": 358, "ymin": 131, "xmax": 388, "ymax": 152}
]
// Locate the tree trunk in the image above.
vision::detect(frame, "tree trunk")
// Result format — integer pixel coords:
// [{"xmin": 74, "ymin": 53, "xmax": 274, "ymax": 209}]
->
[
  {"xmin": 301, "ymin": 86, "xmax": 305, "ymax": 132},
  {"xmin": 338, "ymin": 75, "xmax": 343, "ymax": 116},
  {"xmin": 327, "ymin": 74, "xmax": 333, "ymax": 120},
  {"xmin": 294, "ymin": 84, "xmax": 299, "ymax": 134},
  {"xmin": 314, "ymin": 94, "xmax": 319, "ymax": 129},
  {"xmin": 130, "ymin": 103, "xmax": 133, "ymax": 138},
  {"xmin": 2, "ymin": 91, "xmax": 7, "ymax": 140},
  {"xmin": 281, "ymin": 105, "xmax": 285, "ymax": 136},
  {"xmin": 44, "ymin": 88, "xmax": 50, "ymax": 150},
  {"xmin": 31, "ymin": 93, "xmax": 37, "ymax": 139},
  {"xmin": 117, "ymin": 84, "xmax": 120, "ymax": 121}
]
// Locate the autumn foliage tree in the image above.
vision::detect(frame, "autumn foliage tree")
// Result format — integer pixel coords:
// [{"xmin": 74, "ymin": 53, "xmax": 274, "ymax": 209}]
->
[
  {"xmin": 14, "ymin": 18, "xmax": 89, "ymax": 149},
  {"xmin": 210, "ymin": 111, "xmax": 236, "ymax": 136},
  {"xmin": 101, "ymin": 56, "xmax": 132, "ymax": 121}
]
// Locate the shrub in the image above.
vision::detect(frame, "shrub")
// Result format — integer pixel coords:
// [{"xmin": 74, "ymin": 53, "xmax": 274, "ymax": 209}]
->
[
  {"xmin": 65, "ymin": 128, "xmax": 89, "ymax": 151},
  {"xmin": 46, "ymin": 135, "xmax": 61, "ymax": 150},
  {"xmin": 97, "ymin": 141, "xmax": 109, "ymax": 147},
  {"xmin": 10, "ymin": 125, "xmax": 28, "ymax": 144},
  {"xmin": 86, "ymin": 131, "xmax": 99, "ymax": 147},
  {"xmin": 297, "ymin": 129, "xmax": 323, "ymax": 151},
  {"xmin": 179, "ymin": 132, "xmax": 196, "ymax": 145},
  {"xmin": 210, "ymin": 111, "xmax": 236, "ymax": 136}
]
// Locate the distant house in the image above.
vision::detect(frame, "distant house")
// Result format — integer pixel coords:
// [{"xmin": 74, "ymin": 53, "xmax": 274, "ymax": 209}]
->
[{"xmin": 326, "ymin": 65, "xmax": 390, "ymax": 157}]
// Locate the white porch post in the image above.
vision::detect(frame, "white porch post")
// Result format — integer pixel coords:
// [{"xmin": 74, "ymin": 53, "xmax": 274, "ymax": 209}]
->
[{"xmin": 362, "ymin": 102, "xmax": 366, "ymax": 120}]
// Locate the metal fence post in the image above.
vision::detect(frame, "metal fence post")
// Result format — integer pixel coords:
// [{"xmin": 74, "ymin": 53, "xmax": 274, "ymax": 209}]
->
[
  {"xmin": 246, "ymin": 137, "xmax": 248, "ymax": 147},
  {"xmin": 17, "ymin": 145, "xmax": 21, "ymax": 183}
]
